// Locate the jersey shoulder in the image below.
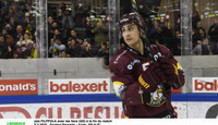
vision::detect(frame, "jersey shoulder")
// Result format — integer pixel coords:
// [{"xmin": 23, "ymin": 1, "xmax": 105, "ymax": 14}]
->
[
  {"xmin": 110, "ymin": 49, "xmax": 133, "ymax": 63},
  {"xmin": 110, "ymin": 49, "xmax": 135, "ymax": 73}
]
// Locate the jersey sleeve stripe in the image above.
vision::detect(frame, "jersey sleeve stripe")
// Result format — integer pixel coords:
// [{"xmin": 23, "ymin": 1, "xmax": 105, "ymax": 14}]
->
[
  {"xmin": 138, "ymin": 75, "xmax": 150, "ymax": 89},
  {"xmin": 177, "ymin": 62, "xmax": 183, "ymax": 70}
]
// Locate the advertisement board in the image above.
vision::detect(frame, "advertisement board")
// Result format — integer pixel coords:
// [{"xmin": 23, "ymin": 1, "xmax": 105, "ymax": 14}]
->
[
  {"xmin": 0, "ymin": 79, "xmax": 38, "ymax": 95},
  {"xmin": 0, "ymin": 101, "xmax": 217, "ymax": 119},
  {"xmin": 192, "ymin": 77, "xmax": 218, "ymax": 93},
  {"xmin": 0, "ymin": 102, "xmax": 124, "ymax": 119},
  {"xmin": 48, "ymin": 78, "xmax": 110, "ymax": 95}
]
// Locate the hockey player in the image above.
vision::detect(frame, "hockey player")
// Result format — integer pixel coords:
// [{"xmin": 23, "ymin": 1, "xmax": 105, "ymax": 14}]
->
[{"xmin": 110, "ymin": 13, "xmax": 185, "ymax": 118}]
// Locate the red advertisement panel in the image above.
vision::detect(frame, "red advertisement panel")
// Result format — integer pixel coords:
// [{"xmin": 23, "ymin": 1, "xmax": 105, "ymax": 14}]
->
[{"xmin": 0, "ymin": 79, "xmax": 38, "ymax": 95}]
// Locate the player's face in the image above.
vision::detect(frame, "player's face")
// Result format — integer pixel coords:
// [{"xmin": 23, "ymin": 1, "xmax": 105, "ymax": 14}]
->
[{"xmin": 121, "ymin": 24, "xmax": 141, "ymax": 48}]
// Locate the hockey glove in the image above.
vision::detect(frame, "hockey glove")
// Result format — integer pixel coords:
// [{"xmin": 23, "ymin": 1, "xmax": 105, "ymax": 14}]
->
[
  {"xmin": 159, "ymin": 57, "xmax": 179, "ymax": 87},
  {"xmin": 138, "ymin": 62, "xmax": 167, "ymax": 92}
]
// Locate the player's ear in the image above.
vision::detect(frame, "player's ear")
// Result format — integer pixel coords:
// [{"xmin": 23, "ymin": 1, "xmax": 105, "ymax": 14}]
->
[{"xmin": 137, "ymin": 27, "xmax": 143, "ymax": 37}]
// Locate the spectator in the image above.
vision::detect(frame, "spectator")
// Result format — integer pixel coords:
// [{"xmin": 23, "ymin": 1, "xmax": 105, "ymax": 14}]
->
[
  {"xmin": 68, "ymin": 29, "xmax": 84, "ymax": 46},
  {"xmin": 51, "ymin": 22, "xmax": 60, "ymax": 31},
  {"xmin": 85, "ymin": 9, "xmax": 98, "ymax": 44},
  {"xmin": 153, "ymin": 22, "xmax": 173, "ymax": 50},
  {"xmin": 66, "ymin": 38, "xmax": 81, "ymax": 57},
  {"xmin": 61, "ymin": 50, "xmax": 69, "ymax": 58},
  {"xmin": 24, "ymin": 3, "xmax": 32, "ymax": 13},
  {"xmin": 49, "ymin": 22, "xmax": 60, "ymax": 40},
  {"xmin": 194, "ymin": 21, "xmax": 205, "ymax": 34},
  {"xmin": 22, "ymin": 3, "xmax": 31, "ymax": 12},
  {"xmin": 98, "ymin": 40, "xmax": 109, "ymax": 69},
  {"xmin": 175, "ymin": 16, "xmax": 181, "ymax": 30},
  {"xmin": 163, "ymin": 21, "xmax": 174, "ymax": 51},
  {"xmin": 80, "ymin": 39, "xmax": 93, "ymax": 57},
  {"xmin": 77, "ymin": 38, "xmax": 84, "ymax": 47},
  {"xmin": 57, "ymin": 9, "xmax": 63, "ymax": 25},
  {"xmin": 62, "ymin": 8, "xmax": 75, "ymax": 40},
  {"xmin": 16, "ymin": 33, "xmax": 34, "ymax": 58},
  {"xmin": 48, "ymin": 16, "xmax": 54, "ymax": 40},
  {"xmin": 83, "ymin": 4, "xmax": 91, "ymax": 26},
  {"xmin": 2, "ymin": 26, "xmax": 14, "ymax": 46},
  {"xmin": 8, "ymin": 6, "xmax": 15, "ymax": 18},
  {"xmin": 91, "ymin": 19, "xmax": 108, "ymax": 48},
  {"xmin": 149, "ymin": 20, "xmax": 159, "ymax": 35},
  {"xmin": 148, "ymin": 20, "xmax": 160, "ymax": 43},
  {"xmin": 25, "ymin": 23, "xmax": 34, "ymax": 40},
  {"xmin": 9, "ymin": 16, "xmax": 17, "ymax": 34},
  {"xmin": 59, "ymin": 2, "xmax": 66, "ymax": 13},
  {"xmin": 49, "ymin": 38, "xmax": 66, "ymax": 58},
  {"xmin": 172, "ymin": 30, "xmax": 182, "ymax": 55},
  {"xmin": 0, "ymin": 36, "xmax": 13, "ymax": 58},
  {"xmin": 48, "ymin": 16, "xmax": 54, "ymax": 28},
  {"xmin": 14, "ymin": 25, "xmax": 24, "ymax": 42},
  {"xmin": 155, "ymin": 25, "xmax": 163, "ymax": 44},
  {"xmin": 2, "ymin": 27, "xmax": 9, "ymax": 39},
  {"xmin": 75, "ymin": 2, "xmax": 84, "ymax": 27},
  {"xmin": 53, "ymin": 29, "xmax": 62, "ymax": 42},
  {"xmin": 193, "ymin": 27, "xmax": 206, "ymax": 48},
  {"xmin": 97, "ymin": 42, "xmax": 107, "ymax": 57},
  {"xmin": 24, "ymin": 12, "xmax": 31, "ymax": 25},
  {"xmin": 68, "ymin": 29, "xmax": 78, "ymax": 41},
  {"xmin": 192, "ymin": 11, "xmax": 201, "ymax": 30},
  {"xmin": 208, "ymin": 18, "xmax": 218, "ymax": 54},
  {"xmin": 192, "ymin": 37, "xmax": 212, "ymax": 55},
  {"xmin": 24, "ymin": 12, "xmax": 35, "ymax": 28},
  {"xmin": 1, "ymin": 7, "xmax": 9, "ymax": 26}
]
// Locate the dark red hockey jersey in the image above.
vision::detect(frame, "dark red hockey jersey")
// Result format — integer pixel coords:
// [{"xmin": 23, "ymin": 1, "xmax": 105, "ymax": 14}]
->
[{"xmin": 110, "ymin": 44, "xmax": 185, "ymax": 118}]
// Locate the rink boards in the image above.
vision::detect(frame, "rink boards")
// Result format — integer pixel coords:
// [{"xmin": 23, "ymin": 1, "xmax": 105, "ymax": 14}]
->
[{"xmin": 0, "ymin": 94, "xmax": 218, "ymax": 119}]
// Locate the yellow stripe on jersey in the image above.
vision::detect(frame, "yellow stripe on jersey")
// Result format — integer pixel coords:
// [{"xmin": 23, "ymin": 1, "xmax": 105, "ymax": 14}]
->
[
  {"xmin": 173, "ymin": 62, "xmax": 183, "ymax": 76},
  {"xmin": 177, "ymin": 62, "xmax": 183, "ymax": 70},
  {"xmin": 174, "ymin": 62, "xmax": 183, "ymax": 88},
  {"xmin": 173, "ymin": 64, "xmax": 178, "ymax": 76},
  {"xmin": 138, "ymin": 75, "xmax": 150, "ymax": 89}
]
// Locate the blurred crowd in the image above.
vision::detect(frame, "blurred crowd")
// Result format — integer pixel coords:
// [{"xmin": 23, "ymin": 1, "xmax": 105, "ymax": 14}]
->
[
  {"xmin": 0, "ymin": 0, "xmax": 109, "ymax": 60},
  {"xmin": 0, "ymin": 0, "xmax": 218, "ymax": 63},
  {"xmin": 47, "ymin": 1, "xmax": 109, "ymax": 59},
  {"xmin": 148, "ymin": 12, "xmax": 218, "ymax": 56}
]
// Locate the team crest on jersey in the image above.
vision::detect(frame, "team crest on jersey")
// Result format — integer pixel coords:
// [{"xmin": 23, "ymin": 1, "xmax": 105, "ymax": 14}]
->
[
  {"xmin": 146, "ymin": 85, "xmax": 166, "ymax": 107},
  {"xmin": 127, "ymin": 59, "xmax": 141, "ymax": 70}
]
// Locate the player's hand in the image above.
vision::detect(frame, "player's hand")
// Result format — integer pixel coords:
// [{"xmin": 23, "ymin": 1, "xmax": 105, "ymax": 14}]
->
[
  {"xmin": 159, "ymin": 57, "xmax": 178, "ymax": 86},
  {"xmin": 138, "ymin": 62, "xmax": 167, "ymax": 92}
]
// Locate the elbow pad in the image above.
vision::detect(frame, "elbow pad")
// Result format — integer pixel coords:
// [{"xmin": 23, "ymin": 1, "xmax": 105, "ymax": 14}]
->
[{"xmin": 113, "ymin": 81, "xmax": 127, "ymax": 100}]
